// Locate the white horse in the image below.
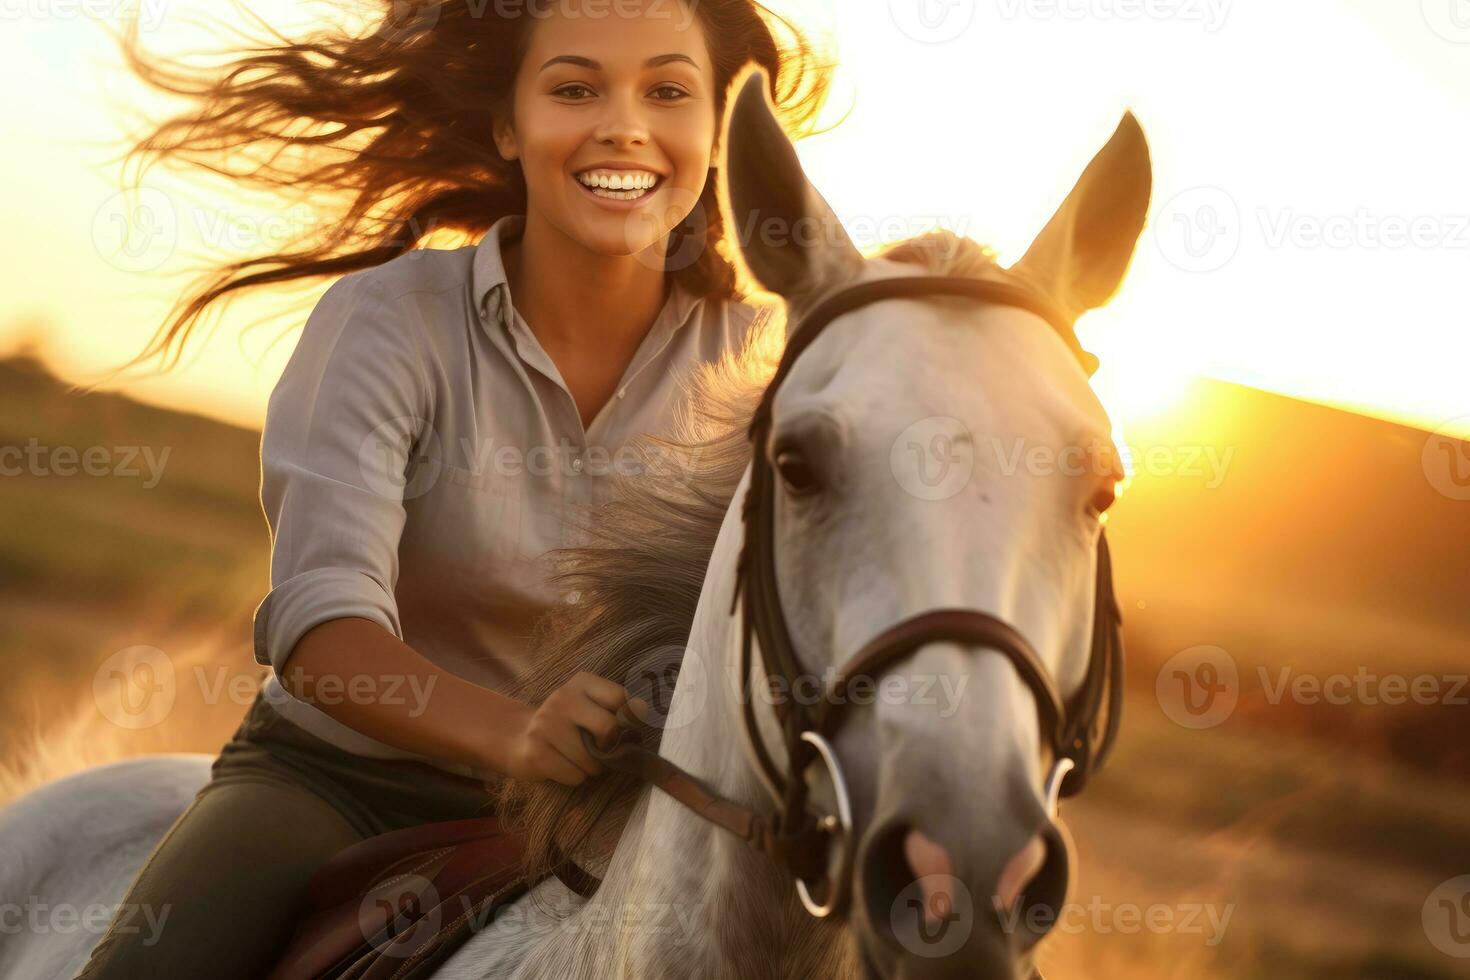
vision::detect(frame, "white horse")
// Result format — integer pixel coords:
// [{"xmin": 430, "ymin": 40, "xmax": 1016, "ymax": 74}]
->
[{"xmin": 0, "ymin": 75, "xmax": 1151, "ymax": 980}]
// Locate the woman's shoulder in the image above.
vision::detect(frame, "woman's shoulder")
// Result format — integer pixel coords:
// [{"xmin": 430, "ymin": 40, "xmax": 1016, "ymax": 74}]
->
[
  {"xmin": 325, "ymin": 246, "xmax": 476, "ymax": 310},
  {"xmin": 304, "ymin": 247, "xmax": 478, "ymax": 346}
]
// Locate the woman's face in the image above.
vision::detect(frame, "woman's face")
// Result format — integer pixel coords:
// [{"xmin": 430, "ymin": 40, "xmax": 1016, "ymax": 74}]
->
[{"xmin": 495, "ymin": 0, "xmax": 718, "ymax": 259}]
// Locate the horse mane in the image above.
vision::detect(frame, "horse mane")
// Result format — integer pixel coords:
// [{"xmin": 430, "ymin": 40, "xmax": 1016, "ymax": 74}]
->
[{"xmin": 494, "ymin": 231, "xmax": 999, "ymax": 885}]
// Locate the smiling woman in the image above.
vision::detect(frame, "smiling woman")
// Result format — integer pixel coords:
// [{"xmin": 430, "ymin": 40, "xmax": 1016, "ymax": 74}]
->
[
  {"xmin": 54, "ymin": 2, "xmax": 836, "ymax": 978},
  {"xmin": 99, "ymin": 0, "xmax": 830, "ymax": 376}
]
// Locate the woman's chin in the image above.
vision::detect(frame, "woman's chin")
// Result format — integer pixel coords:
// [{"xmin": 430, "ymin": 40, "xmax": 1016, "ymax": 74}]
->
[{"xmin": 567, "ymin": 221, "xmax": 669, "ymax": 264}]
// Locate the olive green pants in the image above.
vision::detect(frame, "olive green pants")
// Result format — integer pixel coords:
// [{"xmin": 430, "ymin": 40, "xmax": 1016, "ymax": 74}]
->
[{"xmin": 75, "ymin": 692, "xmax": 495, "ymax": 980}]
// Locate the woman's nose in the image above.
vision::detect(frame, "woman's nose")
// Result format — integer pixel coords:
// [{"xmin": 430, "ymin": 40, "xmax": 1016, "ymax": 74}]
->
[{"xmin": 593, "ymin": 95, "xmax": 650, "ymax": 147}]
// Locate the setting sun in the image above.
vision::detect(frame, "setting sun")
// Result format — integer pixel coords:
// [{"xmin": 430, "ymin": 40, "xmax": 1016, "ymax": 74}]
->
[{"xmin": 2, "ymin": 1, "xmax": 1468, "ymax": 440}]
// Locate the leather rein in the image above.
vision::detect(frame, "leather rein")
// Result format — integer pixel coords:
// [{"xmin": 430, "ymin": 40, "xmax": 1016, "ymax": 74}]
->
[{"xmin": 580, "ymin": 274, "xmax": 1126, "ymax": 920}]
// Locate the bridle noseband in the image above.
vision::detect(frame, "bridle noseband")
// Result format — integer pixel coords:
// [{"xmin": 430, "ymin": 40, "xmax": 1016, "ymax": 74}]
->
[{"xmin": 584, "ymin": 274, "xmax": 1125, "ymax": 922}]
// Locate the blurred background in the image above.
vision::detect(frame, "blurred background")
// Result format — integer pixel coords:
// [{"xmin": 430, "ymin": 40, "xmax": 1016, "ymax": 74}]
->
[{"xmin": 2, "ymin": 1, "xmax": 1467, "ymax": 977}]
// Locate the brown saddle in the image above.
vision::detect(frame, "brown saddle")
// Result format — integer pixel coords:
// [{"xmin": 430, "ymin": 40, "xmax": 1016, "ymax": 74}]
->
[{"xmin": 265, "ymin": 816, "xmax": 593, "ymax": 980}]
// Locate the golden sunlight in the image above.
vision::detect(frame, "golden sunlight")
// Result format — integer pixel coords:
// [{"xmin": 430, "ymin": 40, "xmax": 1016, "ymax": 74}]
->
[{"xmin": 1, "ymin": 0, "xmax": 1467, "ymax": 439}]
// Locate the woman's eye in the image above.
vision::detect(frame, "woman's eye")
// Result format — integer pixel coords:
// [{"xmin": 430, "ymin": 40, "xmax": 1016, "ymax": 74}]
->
[{"xmin": 552, "ymin": 83, "xmax": 687, "ymax": 101}]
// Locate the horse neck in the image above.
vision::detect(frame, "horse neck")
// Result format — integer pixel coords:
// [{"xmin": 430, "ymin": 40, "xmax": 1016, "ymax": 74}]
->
[{"xmin": 517, "ymin": 466, "xmax": 856, "ymax": 979}]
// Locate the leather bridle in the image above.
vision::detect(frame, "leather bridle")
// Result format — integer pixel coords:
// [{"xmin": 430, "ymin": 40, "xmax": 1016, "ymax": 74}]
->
[{"xmin": 583, "ymin": 274, "xmax": 1126, "ymax": 923}]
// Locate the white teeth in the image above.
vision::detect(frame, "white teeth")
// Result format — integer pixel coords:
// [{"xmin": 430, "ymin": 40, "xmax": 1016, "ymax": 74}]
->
[
  {"xmin": 589, "ymin": 187, "xmax": 648, "ymax": 200},
  {"xmin": 577, "ymin": 170, "xmax": 657, "ymax": 190}
]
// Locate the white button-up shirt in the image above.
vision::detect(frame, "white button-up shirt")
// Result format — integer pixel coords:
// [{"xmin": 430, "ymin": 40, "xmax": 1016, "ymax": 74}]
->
[{"xmin": 252, "ymin": 215, "xmax": 763, "ymax": 768}]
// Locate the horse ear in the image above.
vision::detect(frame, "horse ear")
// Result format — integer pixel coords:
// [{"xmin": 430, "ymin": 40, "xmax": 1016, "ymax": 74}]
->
[
  {"xmin": 1013, "ymin": 112, "xmax": 1152, "ymax": 319},
  {"xmin": 723, "ymin": 70, "xmax": 862, "ymax": 304}
]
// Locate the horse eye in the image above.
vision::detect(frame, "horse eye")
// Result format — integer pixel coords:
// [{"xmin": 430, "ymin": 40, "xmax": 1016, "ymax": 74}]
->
[{"xmin": 774, "ymin": 448, "xmax": 821, "ymax": 496}]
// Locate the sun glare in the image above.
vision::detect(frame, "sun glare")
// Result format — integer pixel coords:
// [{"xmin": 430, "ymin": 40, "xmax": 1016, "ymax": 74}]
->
[{"xmin": 0, "ymin": 2, "xmax": 1466, "ymax": 436}]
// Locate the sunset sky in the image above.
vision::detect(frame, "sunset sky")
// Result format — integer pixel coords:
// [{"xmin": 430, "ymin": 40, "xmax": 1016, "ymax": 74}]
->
[{"xmin": 2, "ymin": 0, "xmax": 1468, "ymax": 438}]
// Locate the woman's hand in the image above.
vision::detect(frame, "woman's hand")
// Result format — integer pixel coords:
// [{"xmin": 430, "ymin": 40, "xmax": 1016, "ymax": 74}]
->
[{"xmin": 507, "ymin": 671, "xmax": 630, "ymax": 786}]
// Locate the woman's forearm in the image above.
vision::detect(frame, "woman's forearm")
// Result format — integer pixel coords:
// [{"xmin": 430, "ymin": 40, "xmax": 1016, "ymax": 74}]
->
[{"xmin": 281, "ymin": 616, "xmax": 530, "ymax": 775}]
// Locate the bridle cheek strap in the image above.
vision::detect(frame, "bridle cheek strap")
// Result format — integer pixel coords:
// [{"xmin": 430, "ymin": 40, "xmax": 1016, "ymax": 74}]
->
[{"xmin": 583, "ymin": 275, "xmax": 1125, "ymax": 921}]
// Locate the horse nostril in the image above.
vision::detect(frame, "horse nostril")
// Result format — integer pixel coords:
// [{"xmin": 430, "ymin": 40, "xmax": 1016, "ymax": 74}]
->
[
  {"xmin": 861, "ymin": 820, "xmax": 1074, "ymax": 957},
  {"xmin": 995, "ymin": 833, "xmax": 1047, "ymax": 913},
  {"xmin": 861, "ymin": 823, "xmax": 920, "ymax": 936},
  {"xmin": 901, "ymin": 828, "xmax": 956, "ymax": 925},
  {"xmin": 1006, "ymin": 821, "xmax": 1073, "ymax": 949}
]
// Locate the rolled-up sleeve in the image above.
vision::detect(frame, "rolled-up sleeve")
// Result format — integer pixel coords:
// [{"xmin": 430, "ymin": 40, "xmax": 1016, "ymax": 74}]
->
[{"xmin": 251, "ymin": 272, "xmax": 432, "ymax": 675}]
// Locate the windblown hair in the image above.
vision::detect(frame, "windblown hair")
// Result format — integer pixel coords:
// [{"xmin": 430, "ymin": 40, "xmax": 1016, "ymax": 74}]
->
[
  {"xmin": 103, "ymin": 0, "xmax": 833, "ymax": 376},
  {"xmin": 497, "ymin": 230, "xmax": 998, "ymax": 885}
]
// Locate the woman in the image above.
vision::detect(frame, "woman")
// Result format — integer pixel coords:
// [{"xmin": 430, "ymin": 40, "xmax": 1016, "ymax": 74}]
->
[{"xmin": 80, "ymin": 1, "xmax": 830, "ymax": 975}]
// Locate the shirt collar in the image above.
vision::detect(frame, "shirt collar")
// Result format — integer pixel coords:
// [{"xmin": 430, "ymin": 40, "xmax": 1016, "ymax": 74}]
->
[{"xmin": 472, "ymin": 214, "xmax": 703, "ymax": 339}]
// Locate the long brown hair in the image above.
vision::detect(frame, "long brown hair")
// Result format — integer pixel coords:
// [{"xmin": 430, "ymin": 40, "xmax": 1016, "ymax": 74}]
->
[{"xmin": 104, "ymin": 0, "xmax": 832, "ymax": 376}]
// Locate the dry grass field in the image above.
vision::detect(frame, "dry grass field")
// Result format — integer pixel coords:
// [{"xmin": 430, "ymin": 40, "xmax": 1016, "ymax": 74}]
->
[{"xmin": 2, "ymin": 351, "xmax": 1466, "ymax": 978}]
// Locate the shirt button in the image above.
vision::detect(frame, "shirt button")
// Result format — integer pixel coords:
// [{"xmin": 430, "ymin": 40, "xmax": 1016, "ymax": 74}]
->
[
  {"xmin": 617, "ymin": 388, "xmax": 626, "ymax": 399},
  {"xmin": 571, "ymin": 457, "xmax": 583, "ymax": 472},
  {"xmin": 565, "ymin": 590, "xmax": 582, "ymax": 605}
]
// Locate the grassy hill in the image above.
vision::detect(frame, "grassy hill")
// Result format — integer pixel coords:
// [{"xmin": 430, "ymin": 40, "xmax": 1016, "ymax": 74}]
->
[
  {"xmin": 0, "ymin": 351, "xmax": 268, "ymax": 760},
  {"xmin": 1, "ymin": 351, "xmax": 1466, "ymax": 979},
  {"xmin": 1108, "ymin": 378, "xmax": 1470, "ymax": 784}
]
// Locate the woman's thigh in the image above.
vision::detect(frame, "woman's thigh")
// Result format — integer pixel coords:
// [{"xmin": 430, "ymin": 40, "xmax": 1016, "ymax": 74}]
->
[{"xmin": 75, "ymin": 772, "xmax": 362, "ymax": 980}]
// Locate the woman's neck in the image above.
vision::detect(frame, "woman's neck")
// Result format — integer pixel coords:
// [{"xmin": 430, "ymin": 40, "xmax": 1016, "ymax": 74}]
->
[{"xmin": 505, "ymin": 211, "xmax": 670, "ymax": 354}]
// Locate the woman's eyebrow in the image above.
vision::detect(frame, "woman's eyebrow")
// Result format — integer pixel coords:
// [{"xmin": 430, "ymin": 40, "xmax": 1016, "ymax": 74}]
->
[{"xmin": 539, "ymin": 53, "xmax": 699, "ymax": 72}]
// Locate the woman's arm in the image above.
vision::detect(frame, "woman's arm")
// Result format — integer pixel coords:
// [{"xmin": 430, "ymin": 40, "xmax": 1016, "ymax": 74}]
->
[
  {"xmin": 253, "ymin": 277, "xmax": 630, "ymax": 787},
  {"xmin": 284, "ymin": 616, "xmax": 628, "ymax": 786}
]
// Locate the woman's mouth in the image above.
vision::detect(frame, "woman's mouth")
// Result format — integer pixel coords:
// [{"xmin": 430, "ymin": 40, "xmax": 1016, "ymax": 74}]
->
[{"xmin": 574, "ymin": 168, "xmax": 662, "ymax": 202}]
